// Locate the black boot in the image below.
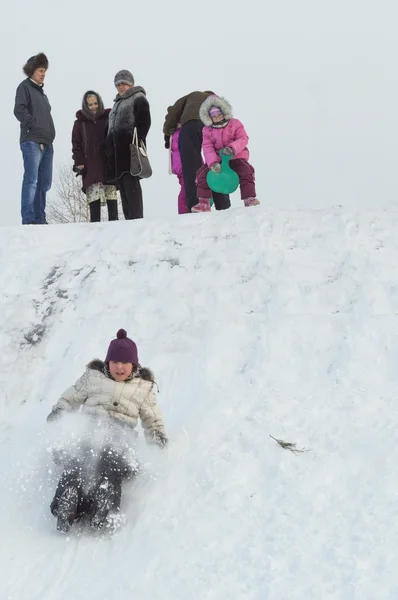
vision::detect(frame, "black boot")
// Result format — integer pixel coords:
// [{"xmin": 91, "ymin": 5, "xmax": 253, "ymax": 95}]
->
[
  {"xmin": 89, "ymin": 446, "xmax": 126, "ymax": 529},
  {"xmin": 54, "ymin": 486, "xmax": 80, "ymax": 533},
  {"xmin": 50, "ymin": 459, "xmax": 85, "ymax": 532},
  {"xmin": 89, "ymin": 478, "xmax": 117, "ymax": 529}
]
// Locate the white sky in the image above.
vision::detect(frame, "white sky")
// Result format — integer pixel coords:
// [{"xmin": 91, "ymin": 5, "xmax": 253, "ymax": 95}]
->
[{"xmin": 1, "ymin": 0, "xmax": 397, "ymax": 226}]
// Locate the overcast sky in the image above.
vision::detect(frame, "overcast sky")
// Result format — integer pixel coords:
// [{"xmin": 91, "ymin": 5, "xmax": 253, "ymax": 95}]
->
[{"xmin": 1, "ymin": 0, "xmax": 397, "ymax": 226}]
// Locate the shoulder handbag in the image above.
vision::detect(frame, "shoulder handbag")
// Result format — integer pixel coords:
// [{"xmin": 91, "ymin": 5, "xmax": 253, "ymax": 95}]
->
[{"xmin": 130, "ymin": 128, "xmax": 152, "ymax": 179}]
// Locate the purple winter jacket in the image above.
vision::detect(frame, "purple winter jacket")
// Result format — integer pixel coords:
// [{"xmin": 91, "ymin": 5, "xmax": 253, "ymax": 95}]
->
[
  {"xmin": 171, "ymin": 129, "xmax": 182, "ymax": 176},
  {"xmin": 72, "ymin": 91, "xmax": 111, "ymax": 193},
  {"xmin": 202, "ymin": 118, "xmax": 250, "ymax": 167}
]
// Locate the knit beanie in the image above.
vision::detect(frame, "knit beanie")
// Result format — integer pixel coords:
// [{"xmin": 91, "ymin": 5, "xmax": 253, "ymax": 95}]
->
[
  {"xmin": 105, "ymin": 329, "xmax": 139, "ymax": 365},
  {"xmin": 114, "ymin": 69, "xmax": 135, "ymax": 87},
  {"xmin": 209, "ymin": 106, "xmax": 223, "ymax": 117}
]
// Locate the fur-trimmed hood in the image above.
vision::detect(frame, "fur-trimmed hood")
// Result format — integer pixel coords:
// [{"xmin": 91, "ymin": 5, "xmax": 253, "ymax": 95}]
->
[
  {"xmin": 76, "ymin": 90, "xmax": 108, "ymax": 121},
  {"xmin": 200, "ymin": 96, "xmax": 233, "ymax": 126},
  {"xmin": 87, "ymin": 359, "xmax": 155, "ymax": 383},
  {"xmin": 23, "ymin": 53, "xmax": 49, "ymax": 77}
]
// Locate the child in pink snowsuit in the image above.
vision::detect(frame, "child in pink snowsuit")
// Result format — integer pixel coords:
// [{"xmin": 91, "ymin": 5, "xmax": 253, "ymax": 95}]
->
[
  {"xmin": 170, "ymin": 126, "xmax": 189, "ymax": 214},
  {"xmin": 193, "ymin": 96, "xmax": 260, "ymax": 212}
]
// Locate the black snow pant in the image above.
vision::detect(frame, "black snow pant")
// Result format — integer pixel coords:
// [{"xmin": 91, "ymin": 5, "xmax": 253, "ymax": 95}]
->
[
  {"xmin": 89, "ymin": 200, "xmax": 119, "ymax": 222},
  {"xmin": 178, "ymin": 119, "xmax": 230, "ymax": 211},
  {"xmin": 50, "ymin": 445, "xmax": 136, "ymax": 520},
  {"xmin": 118, "ymin": 173, "xmax": 143, "ymax": 219}
]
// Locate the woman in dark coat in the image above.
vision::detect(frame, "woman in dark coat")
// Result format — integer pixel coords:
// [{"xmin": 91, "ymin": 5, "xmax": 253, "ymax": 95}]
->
[
  {"xmin": 105, "ymin": 70, "xmax": 151, "ymax": 220},
  {"xmin": 72, "ymin": 91, "xmax": 118, "ymax": 222}
]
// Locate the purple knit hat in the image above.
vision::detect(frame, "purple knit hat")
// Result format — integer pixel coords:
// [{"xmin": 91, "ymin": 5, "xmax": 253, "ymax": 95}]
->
[
  {"xmin": 209, "ymin": 106, "xmax": 223, "ymax": 117},
  {"xmin": 105, "ymin": 329, "xmax": 139, "ymax": 365}
]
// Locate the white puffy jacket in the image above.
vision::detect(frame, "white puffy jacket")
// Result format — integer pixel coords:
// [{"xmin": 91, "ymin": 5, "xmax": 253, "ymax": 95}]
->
[{"xmin": 48, "ymin": 360, "xmax": 165, "ymax": 443}]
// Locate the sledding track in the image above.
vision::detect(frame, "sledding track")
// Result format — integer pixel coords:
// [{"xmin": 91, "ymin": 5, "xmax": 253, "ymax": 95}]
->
[{"xmin": 0, "ymin": 208, "xmax": 396, "ymax": 599}]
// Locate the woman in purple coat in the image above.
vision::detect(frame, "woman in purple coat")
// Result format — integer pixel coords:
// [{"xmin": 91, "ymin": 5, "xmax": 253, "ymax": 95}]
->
[{"xmin": 72, "ymin": 91, "xmax": 118, "ymax": 222}]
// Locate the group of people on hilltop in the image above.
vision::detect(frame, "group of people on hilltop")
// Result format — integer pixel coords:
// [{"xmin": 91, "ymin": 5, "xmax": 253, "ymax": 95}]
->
[
  {"xmin": 71, "ymin": 70, "xmax": 150, "ymax": 223},
  {"xmin": 14, "ymin": 52, "xmax": 260, "ymax": 225},
  {"xmin": 164, "ymin": 91, "xmax": 260, "ymax": 213}
]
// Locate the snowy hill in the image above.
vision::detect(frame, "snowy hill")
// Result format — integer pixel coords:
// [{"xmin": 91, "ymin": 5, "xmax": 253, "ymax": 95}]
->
[{"xmin": 0, "ymin": 207, "xmax": 396, "ymax": 599}]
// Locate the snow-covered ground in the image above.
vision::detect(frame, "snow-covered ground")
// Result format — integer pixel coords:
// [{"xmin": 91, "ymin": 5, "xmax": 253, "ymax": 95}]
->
[{"xmin": 0, "ymin": 206, "xmax": 397, "ymax": 599}]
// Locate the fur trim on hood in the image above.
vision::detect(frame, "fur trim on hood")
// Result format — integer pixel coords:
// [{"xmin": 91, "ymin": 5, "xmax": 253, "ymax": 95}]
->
[
  {"xmin": 87, "ymin": 359, "xmax": 155, "ymax": 383},
  {"xmin": 199, "ymin": 95, "xmax": 233, "ymax": 126},
  {"xmin": 23, "ymin": 53, "xmax": 49, "ymax": 77},
  {"xmin": 77, "ymin": 90, "xmax": 106, "ymax": 121}
]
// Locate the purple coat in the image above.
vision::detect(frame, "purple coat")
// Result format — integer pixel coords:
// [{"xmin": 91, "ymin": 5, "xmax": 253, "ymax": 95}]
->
[
  {"xmin": 171, "ymin": 129, "xmax": 182, "ymax": 176},
  {"xmin": 202, "ymin": 118, "xmax": 250, "ymax": 167},
  {"xmin": 72, "ymin": 97, "xmax": 111, "ymax": 193}
]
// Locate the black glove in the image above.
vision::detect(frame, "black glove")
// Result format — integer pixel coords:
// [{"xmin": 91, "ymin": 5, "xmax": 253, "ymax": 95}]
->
[
  {"xmin": 164, "ymin": 135, "xmax": 170, "ymax": 149},
  {"xmin": 47, "ymin": 408, "xmax": 62, "ymax": 423},
  {"xmin": 151, "ymin": 430, "xmax": 168, "ymax": 448}
]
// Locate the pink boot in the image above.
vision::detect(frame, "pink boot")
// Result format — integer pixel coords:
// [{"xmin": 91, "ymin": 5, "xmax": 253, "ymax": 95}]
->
[
  {"xmin": 243, "ymin": 197, "xmax": 260, "ymax": 207},
  {"xmin": 192, "ymin": 199, "xmax": 211, "ymax": 212}
]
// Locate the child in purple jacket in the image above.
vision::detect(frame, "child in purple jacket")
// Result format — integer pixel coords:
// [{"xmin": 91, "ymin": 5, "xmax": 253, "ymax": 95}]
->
[
  {"xmin": 193, "ymin": 96, "xmax": 260, "ymax": 212},
  {"xmin": 170, "ymin": 126, "xmax": 189, "ymax": 214}
]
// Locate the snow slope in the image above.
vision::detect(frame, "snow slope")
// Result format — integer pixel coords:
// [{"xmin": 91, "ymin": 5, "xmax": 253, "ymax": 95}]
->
[{"xmin": 0, "ymin": 207, "xmax": 396, "ymax": 599}]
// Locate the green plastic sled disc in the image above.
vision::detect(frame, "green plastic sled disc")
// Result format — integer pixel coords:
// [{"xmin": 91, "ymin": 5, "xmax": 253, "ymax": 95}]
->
[{"xmin": 206, "ymin": 150, "xmax": 239, "ymax": 195}]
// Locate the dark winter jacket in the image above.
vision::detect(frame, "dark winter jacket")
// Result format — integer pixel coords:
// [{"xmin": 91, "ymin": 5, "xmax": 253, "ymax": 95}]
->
[
  {"xmin": 14, "ymin": 78, "xmax": 55, "ymax": 145},
  {"xmin": 105, "ymin": 86, "xmax": 151, "ymax": 183},
  {"xmin": 71, "ymin": 91, "xmax": 111, "ymax": 193},
  {"xmin": 163, "ymin": 91, "xmax": 216, "ymax": 137}
]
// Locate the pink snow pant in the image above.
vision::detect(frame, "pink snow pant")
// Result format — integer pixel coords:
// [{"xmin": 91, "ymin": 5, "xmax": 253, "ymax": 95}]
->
[
  {"xmin": 196, "ymin": 158, "xmax": 256, "ymax": 200},
  {"xmin": 177, "ymin": 174, "xmax": 189, "ymax": 214}
]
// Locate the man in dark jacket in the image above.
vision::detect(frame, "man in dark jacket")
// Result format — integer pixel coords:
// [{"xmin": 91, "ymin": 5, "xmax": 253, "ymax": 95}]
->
[
  {"xmin": 105, "ymin": 69, "xmax": 151, "ymax": 220},
  {"xmin": 14, "ymin": 53, "xmax": 55, "ymax": 225},
  {"xmin": 163, "ymin": 91, "xmax": 230, "ymax": 212}
]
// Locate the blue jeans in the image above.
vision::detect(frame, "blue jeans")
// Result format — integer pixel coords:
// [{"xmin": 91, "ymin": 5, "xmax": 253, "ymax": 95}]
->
[{"xmin": 20, "ymin": 141, "xmax": 54, "ymax": 224}]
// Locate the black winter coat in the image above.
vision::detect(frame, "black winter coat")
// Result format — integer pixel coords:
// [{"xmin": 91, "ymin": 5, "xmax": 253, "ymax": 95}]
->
[{"xmin": 105, "ymin": 86, "xmax": 151, "ymax": 183}]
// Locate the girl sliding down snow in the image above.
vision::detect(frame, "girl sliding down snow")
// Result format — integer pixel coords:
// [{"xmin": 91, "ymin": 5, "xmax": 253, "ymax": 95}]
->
[
  {"xmin": 47, "ymin": 329, "xmax": 167, "ymax": 532},
  {"xmin": 193, "ymin": 95, "xmax": 260, "ymax": 212}
]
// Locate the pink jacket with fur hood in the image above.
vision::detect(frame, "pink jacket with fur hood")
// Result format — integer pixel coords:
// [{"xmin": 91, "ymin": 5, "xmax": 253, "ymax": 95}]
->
[{"xmin": 200, "ymin": 96, "xmax": 250, "ymax": 167}]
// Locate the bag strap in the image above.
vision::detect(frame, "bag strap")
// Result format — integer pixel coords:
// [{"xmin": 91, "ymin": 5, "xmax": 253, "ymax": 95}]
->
[
  {"xmin": 82, "ymin": 122, "xmax": 88, "ymax": 157},
  {"xmin": 133, "ymin": 127, "xmax": 138, "ymax": 147}
]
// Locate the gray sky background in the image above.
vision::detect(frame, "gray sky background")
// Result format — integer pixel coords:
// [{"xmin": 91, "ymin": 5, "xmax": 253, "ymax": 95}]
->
[{"xmin": 1, "ymin": 0, "xmax": 397, "ymax": 226}]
